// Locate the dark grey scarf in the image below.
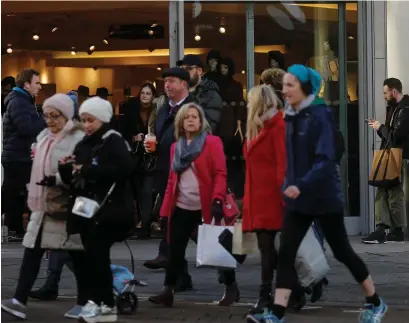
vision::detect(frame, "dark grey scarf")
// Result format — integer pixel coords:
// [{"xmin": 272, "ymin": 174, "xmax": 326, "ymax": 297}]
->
[{"xmin": 172, "ymin": 131, "xmax": 208, "ymax": 173}]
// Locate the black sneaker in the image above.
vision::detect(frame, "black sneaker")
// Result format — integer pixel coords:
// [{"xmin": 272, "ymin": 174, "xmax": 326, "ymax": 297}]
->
[
  {"xmin": 361, "ymin": 231, "xmax": 386, "ymax": 244},
  {"xmin": 386, "ymin": 230, "xmax": 405, "ymax": 243}
]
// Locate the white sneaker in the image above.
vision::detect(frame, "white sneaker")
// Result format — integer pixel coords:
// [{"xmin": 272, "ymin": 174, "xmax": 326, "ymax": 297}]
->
[{"xmin": 78, "ymin": 300, "xmax": 117, "ymax": 323}]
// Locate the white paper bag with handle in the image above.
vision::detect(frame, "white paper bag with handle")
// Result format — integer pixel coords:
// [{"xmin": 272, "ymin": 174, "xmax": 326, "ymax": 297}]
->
[
  {"xmin": 275, "ymin": 225, "xmax": 329, "ymax": 288},
  {"xmin": 196, "ymin": 221, "xmax": 237, "ymax": 269},
  {"xmin": 232, "ymin": 220, "xmax": 259, "ymax": 255}
]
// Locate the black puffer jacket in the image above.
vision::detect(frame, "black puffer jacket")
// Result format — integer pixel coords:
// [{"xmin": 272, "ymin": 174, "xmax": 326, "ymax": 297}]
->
[
  {"xmin": 59, "ymin": 125, "xmax": 135, "ymax": 239},
  {"xmin": 2, "ymin": 88, "xmax": 45, "ymax": 164},
  {"xmin": 190, "ymin": 79, "xmax": 222, "ymax": 133},
  {"xmin": 377, "ymin": 94, "xmax": 409, "ymax": 159}
]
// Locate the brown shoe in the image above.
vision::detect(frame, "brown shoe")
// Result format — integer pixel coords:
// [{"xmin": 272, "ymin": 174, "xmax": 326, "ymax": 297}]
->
[
  {"xmin": 218, "ymin": 282, "xmax": 240, "ymax": 306},
  {"xmin": 148, "ymin": 286, "xmax": 174, "ymax": 307},
  {"xmin": 143, "ymin": 255, "xmax": 169, "ymax": 270}
]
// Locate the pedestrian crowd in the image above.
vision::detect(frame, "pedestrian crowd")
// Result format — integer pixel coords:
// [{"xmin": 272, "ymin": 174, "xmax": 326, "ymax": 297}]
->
[{"xmin": 2, "ymin": 54, "xmax": 406, "ymax": 323}]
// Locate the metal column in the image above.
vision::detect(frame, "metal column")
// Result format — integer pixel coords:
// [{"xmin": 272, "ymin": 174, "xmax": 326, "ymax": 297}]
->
[
  {"xmin": 246, "ymin": 3, "xmax": 255, "ymax": 91},
  {"xmin": 169, "ymin": 1, "xmax": 184, "ymax": 67}
]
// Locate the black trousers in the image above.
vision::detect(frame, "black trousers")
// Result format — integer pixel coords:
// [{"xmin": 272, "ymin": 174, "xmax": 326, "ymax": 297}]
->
[
  {"xmin": 14, "ymin": 230, "xmax": 86, "ymax": 305},
  {"xmin": 71, "ymin": 225, "xmax": 118, "ymax": 307},
  {"xmin": 44, "ymin": 250, "xmax": 74, "ymax": 291},
  {"xmin": 1, "ymin": 162, "xmax": 32, "ymax": 234},
  {"xmin": 137, "ymin": 174, "xmax": 155, "ymax": 230},
  {"xmin": 276, "ymin": 210, "xmax": 370, "ymax": 291},
  {"xmin": 164, "ymin": 207, "xmax": 236, "ymax": 286}
]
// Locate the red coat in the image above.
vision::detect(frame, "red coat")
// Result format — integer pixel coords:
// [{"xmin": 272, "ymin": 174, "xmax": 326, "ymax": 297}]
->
[
  {"xmin": 160, "ymin": 135, "xmax": 227, "ymax": 226},
  {"xmin": 242, "ymin": 111, "xmax": 286, "ymax": 232}
]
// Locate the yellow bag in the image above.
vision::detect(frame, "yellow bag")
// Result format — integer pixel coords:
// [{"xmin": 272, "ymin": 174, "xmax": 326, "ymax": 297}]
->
[{"xmin": 369, "ymin": 147, "xmax": 402, "ymax": 188}]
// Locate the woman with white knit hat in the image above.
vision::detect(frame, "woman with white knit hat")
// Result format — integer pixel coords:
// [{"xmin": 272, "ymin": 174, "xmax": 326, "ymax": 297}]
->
[
  {"xmin": 57, "ymin": 96, "xmax": 135, "ymax": 323},
  {"xmin": 1, "ymin": 93, "xmax": 85, "ymax": 320}
]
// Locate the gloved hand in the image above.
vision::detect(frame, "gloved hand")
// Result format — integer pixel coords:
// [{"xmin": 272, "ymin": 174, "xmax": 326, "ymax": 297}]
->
[
  {"xmin": 36, "ymin": 176, "xmax": 56, "ymax": 187},
  {"xmin": 211, "ymin": 199, "xmax": 224, "ymax": 223}
]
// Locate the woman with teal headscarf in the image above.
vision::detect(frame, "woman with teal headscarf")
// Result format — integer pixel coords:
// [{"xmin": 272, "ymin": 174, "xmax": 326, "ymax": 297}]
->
[{"xmin": 256, "ymin": 65, "xmax": 387, "ymax": 323}]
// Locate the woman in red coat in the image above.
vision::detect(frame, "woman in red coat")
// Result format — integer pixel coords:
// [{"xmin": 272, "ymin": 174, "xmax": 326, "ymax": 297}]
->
[
  {"xmin": 148, "ymin": 102, "xmax": 237, "ymax": 307},
  {"xmin": 242, "ymin": 84, "xmax": 287, "ymax": 319}
]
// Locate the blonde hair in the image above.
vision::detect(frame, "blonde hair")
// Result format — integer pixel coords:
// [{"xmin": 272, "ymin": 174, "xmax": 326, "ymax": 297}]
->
[
  {"xmin": 174, "ymin": 102, "xmax": 211, "ymax": 140},
  {"xmin": 246, "ymin": 84, "xmax": 279, "ymax": 141}
]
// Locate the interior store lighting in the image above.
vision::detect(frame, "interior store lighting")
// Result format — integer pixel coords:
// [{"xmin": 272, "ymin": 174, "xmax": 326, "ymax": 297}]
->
[
  {"xmin": 219, "ymin": 26, "xmax": 226, "ymax": 34},
  {"xmin": 52, "ymin": 26, "xmax": 58, "ymax": 33},
  {"xmin": 103, "ymin": 38, "xmax": 109, "ymax": 45},
  {"xmin": 71, "ymin": 47, "xmax": 77, "ymax": 55},
  {"xmin": 89, "ymin": 45, "xmax": 96, "ymax": 51},
  {"xmin": 6, "ymin": 45, "xmax": 12, "ymax": 54},
  {"xmin": 156, "ymin": 66, "xmax": 162, "ymax": 71},
  {"xmin": 241, "ymin": 69, "xmax": 246, "ymax": 74},
  {"xmin": 32, "ymin": 34, "xmax": 40, "ymax": 41},
  {"xmin": 194, "ymin": 34, "xmax": 201, "ymax": 41}
]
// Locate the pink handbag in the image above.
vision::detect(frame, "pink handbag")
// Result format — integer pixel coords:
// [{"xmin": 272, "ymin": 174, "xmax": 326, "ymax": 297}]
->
[{"xmin": 223, "ymin": 189, "xmax": 240, "ymax": 225}]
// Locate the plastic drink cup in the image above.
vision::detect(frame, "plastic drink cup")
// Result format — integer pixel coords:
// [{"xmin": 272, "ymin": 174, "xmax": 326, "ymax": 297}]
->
[{"xmin": 145, "ymin": 133, "xmax": 157, "ymax": 153}]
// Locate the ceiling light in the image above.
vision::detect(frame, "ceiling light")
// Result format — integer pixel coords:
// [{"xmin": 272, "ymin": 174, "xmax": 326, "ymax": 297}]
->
[
  {"xmin": 102, "ymin": 38, "xmax": 109, "ymax": 45},
  {"xmin": 148, "ymin": 29, "xmax": 154, "ymax": 36},
  {"xmin": 71, "ymin": 47, "xmax": 77, "ymax": 55},
  {"xmin": 32, "ymin": 34, "xmax": 40, "ymax": 40},
  {"xmin": 219, "ymin": 26, "xmax": 226, "ymax": 34},
  {"xmin": 241, "ymin": 69, "xmax": 246, "ymax": 74},
  {"xmin": 89, "ymin": 45, "xmax": 95, "ymax": 51},
  {"xmin": 52, "ymin": 26, "xmax": 58, "ymax": 32},
  {"xmin": 157, "ymin": 66, "xmax": 162, "ymax": 71},
  {"xmin": 194, "ymin": 34, "xmax": 201, "ymax": 41},
  {"xmin": 6, "ymin": 47, "xmax": 13, "ymax": 54},
  {"xmin": 348, "ymin": 35, "xmax": 355, "ymax": 40},
  {"xmin": 151, "ymin": 23, "xmax": 158, "ymax": 28}
]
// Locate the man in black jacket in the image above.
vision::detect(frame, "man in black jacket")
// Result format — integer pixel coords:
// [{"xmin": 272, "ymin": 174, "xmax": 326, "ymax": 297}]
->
[
  {"xmin": 1, "ymin": 68, "xmax": 45, "ymax": 239},
  {"xmin": 364, "ymin": 78, "xmax": 409, "ymax": 243},
  {"xmin": 177, "ymin": 54, "xmax": 222, "ymax": 133}
]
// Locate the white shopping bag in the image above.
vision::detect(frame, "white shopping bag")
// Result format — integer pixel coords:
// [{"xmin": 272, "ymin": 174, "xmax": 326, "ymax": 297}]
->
[
  {"xmin": 196, "ymin": 223, "xmax": 237, "ymax": 269},
  {"xmin": 232, "ymin": 220, "xmax": 259, "ymax": 255},
  {"xmin": 275, "ymin": 225, "xmax": 330, "ymax": 288}
]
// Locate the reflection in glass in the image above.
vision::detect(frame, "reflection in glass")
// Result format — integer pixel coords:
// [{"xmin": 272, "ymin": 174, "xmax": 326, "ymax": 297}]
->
[{"xmin": 184, "ymin": 2, "xmax": 247, "ymax": 198}]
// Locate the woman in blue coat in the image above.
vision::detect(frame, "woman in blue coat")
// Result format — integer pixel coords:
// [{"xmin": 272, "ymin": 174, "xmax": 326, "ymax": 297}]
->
[{"xmin": 262, "ymin": 65, "xmax": 387, "ymax": 323}]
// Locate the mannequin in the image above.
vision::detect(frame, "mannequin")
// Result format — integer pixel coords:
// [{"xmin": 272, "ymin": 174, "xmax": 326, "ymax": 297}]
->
[
  {"xmin": 203, "ymin": 49, "xmax": 222, "ymax": 86},
  {"xmin": 308, "ymin": 40, "xmax": 340, "ymax": 102},
  {"xmin": 217, "ymin": 56, "xmax": 245, "ymax": 198},
  {"xmin": 268, "ymin": 50, "xmax": 285, "ymax": 70},
  {"xmin": 218, "ymin": 57, "xmax": 243, "ymax": 103},
  {"xmin": 260, "ymin": 51, "xmax": 286, "ymax": 85}
]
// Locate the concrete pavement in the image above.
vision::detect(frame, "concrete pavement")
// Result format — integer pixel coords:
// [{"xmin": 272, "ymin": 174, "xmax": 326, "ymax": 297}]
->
[{"xmin": 2, "ymin": 237, "xmax": 409, "ymax": 321}]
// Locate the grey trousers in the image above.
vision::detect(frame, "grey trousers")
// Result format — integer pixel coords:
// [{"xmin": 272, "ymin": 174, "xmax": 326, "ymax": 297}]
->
[{"xmin": 375, "ymin": 159, "xmax": 408, "ymax": 230}]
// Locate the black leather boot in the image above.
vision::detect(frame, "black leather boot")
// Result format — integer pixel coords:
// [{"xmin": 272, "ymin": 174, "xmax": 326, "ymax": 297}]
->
[
  {"xmin": 148, "ymin": 286, "xmax": 174, "ymax": 307},
  {"xmin": 249, "ymin": 283, "xmax": 272, "ymax": 314}
]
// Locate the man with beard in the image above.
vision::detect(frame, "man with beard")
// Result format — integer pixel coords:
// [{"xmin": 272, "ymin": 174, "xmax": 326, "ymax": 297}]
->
[
  {"xmin": 363, "ymin": 78, "xmax": 409, "ymax": 243},
  {"xmin": 177, "ymin": 54, "xmax": 222, "ymax": 133}
]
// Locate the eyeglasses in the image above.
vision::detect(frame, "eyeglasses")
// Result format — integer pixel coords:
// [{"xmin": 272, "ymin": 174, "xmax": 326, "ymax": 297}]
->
[{"xmin": 43, "ymin": 113, "xmax": 62, "ymax": 121}]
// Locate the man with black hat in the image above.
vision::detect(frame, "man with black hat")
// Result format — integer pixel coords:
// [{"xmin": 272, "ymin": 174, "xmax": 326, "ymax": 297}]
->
[{"xmin": 177, "ymin": 54, "xmax": 222, "ymax": 133}]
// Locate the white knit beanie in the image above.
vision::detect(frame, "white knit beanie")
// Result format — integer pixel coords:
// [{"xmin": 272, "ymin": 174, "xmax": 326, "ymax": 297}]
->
[
  {"xmin": 79, "ymin": 97, "xmax": 113, "ymax": 123},
  {"xmin": 43, "ymin": 93, "xmax": 75, "ymax": 120}
]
